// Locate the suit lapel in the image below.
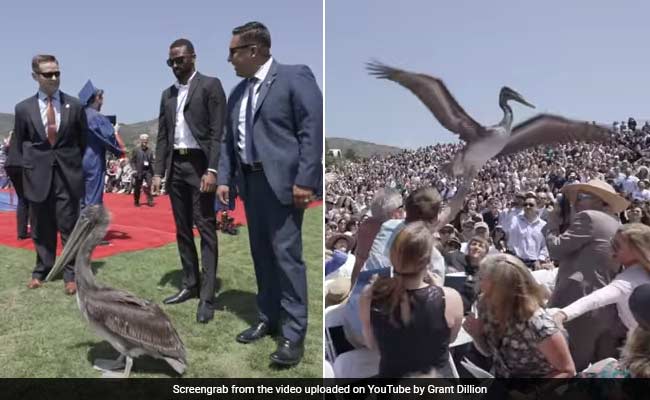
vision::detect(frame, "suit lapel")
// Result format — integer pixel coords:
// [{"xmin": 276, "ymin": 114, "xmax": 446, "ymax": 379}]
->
[
  {"xmin": 184, "ymin": 72, "xmax": 201, "ymax": 110},
  {"xmin": 167, "ymin": 86, "xmax": 179, "ymax": 130},
  {"xmin": 253, "ymin": 61, "xmax": 278, "ymax": 117},
  {"xmin": 28, "ymin": 95, "xmax": 47, "ymax": 141},
  {"xmin": 58, "ymin": 92, "xmax": 70, "ymax": 142},
  {"xmin": 231, "ymin": 82, "xmax": 245, "ymax": 138}
]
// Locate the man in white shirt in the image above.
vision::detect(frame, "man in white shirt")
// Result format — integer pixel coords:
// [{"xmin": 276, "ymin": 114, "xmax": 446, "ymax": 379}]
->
[
  {"xmin": 152, "ymin": 39, "xmax": 227, "ymax": 324},
  {"xmin": 622, "ymin": 167, "xmax": 639, "ymax": 197},
  {"xmin": 506, "ymin": 194, "xmax": 549, "ymax": 269}
]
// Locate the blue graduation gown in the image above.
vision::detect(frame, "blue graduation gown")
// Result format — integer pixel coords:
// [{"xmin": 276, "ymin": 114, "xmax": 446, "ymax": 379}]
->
[{"xmin": 82, "ymin": 108, "xmax": 122, "ymax": 206}]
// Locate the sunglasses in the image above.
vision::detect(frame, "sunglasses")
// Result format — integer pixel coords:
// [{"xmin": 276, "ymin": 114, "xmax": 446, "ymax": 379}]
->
[
  {"xmin": 38, "ymin": 71, "xmax": 60, "ymax": 79},
  {"xmin": 166, "ymin": 54, "xmax": 194, "ymax": 67},
  {"xmin": 228, "ymin": 43, "xmax": 256, "ymax": 57},
  {"xmin": 576, "ymin": 192, "xmax": 595, "ymax": 202},
  {"xmin": 524, "ymin": 203, "xmax": 537, "ymax": 208}
]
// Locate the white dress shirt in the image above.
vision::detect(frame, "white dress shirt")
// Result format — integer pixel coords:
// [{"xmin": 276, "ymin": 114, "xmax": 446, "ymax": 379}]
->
[
  {"xmin": 622, "ymin": 175, "xmax": 640, "ymax": 195},
  {"xmin": 237, "ymin": 57, "xmax": 273, "ymax": 164},
  {"xmin": 506, "ymin": 214, "xmax": 549, "ymax": 261},
  {"xmin": 173, "ymin": 70, "xmax": 200, "ymax": 150},
  {"xmin": 38, "ymin": 90, "xmax": 61, "ymax": 131}
]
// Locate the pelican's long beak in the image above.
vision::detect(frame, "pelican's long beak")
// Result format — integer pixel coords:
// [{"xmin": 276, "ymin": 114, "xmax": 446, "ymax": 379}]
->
[
  {"xmin": 514, "ymin": 94, "xmax": 535, "ymax": 109},
  {"xmin": 45, "ymin": 214, "xmax": 93, "ymax": 281}
]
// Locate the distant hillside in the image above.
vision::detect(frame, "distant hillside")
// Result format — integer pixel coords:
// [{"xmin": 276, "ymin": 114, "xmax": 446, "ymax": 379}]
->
[
  {"xmin": 118, "ymin": 119, "xmax": 158, "ymax": 148},
  {"xmin": 327, "ymin": 137, "xmax": 402, "ymax": 158}
]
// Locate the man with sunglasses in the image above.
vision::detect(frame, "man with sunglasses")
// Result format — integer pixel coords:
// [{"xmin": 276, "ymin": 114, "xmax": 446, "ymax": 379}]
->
[
  {"xmin": 543, "ymin": 179, "xmax": 629, "ymax": 371},
  {"xmin": 152, "ymin": 39, "xmax": 226, "ymax": 324},
  {"xmin": 217, "ymin": 21, "xmax": 322, "ymax": 366},
  {"xmin": 505, "ymin": 193, "xmax": 549, "ymax": 270},
  {"xmin": 6, "ymin": 54, "xmax": 87, "ymax": 295}
]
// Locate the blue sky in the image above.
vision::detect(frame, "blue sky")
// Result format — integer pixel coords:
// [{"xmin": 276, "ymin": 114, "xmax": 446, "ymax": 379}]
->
[
  {"xmin": 326, "ymin": 0, "xmax": 650, "ymax": 148},
  {"xmin": 0, "ymin": 0, "xmax": 322, "ymax": 123}
]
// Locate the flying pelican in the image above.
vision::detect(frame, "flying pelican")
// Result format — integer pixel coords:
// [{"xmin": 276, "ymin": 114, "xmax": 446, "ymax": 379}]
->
[
  {"xmin": 58, "ymin": 205, "xmax": 187, "ymax": 378},
  {"xmin": 367, "ymin": 61, "xmax": 611, "ymax": 179}
]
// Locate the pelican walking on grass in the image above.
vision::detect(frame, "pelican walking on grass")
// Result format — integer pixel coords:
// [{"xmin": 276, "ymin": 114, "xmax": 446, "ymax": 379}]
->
[
  {"xmin": 57, "ymin": 205, "xmax": 187, "ymax": 378},
  {"xmin": 367, "ymin": 61, "xmax": 611, "ymax": 180}
]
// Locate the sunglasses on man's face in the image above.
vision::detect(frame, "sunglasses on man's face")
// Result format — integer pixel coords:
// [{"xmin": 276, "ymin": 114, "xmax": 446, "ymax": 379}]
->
[
  {"xmin": 228, "ymin": 44, "xmax": 256, "ymax": 57},
  {"xmin": 576, "ymin": 192, "xmax": 596, "ymax": 202},
  {"xmin": 524, "ymin": 203, "xmax": 537, "ymax": 208},
  {"xmin": 38, "ymin": 71, "xmax": 60, "ymax": 79},
  {"xmin": 166, "ymin": 54, "xmax": 194, "ymax": 67}
]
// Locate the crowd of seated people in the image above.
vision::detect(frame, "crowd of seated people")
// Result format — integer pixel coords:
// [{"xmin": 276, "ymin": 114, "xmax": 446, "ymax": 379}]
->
[{"xmin": 325, "ymin": 119, "xmax": 650, "ymax": 379}]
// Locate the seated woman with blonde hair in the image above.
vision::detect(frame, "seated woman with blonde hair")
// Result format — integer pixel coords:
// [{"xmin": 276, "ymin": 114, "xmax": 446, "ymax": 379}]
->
[
  {"xmin": 360, "ymin": 221, "xmax": 463, "ymax": 378},
  {"xmin": 463, "ymin": 254, "xmax": 575, "ymax": 378},
  {"xmin": 553, "ymin": 223, "xmax": 650, "ymax": 333}
]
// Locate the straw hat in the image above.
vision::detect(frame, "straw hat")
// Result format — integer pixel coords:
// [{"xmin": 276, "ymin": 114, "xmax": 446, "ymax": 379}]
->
[{"xmin": 561, "ymin": 179, "xmax": 630, "ymax": 213}]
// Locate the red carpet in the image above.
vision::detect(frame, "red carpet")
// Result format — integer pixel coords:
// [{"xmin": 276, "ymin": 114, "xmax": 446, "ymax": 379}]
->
[{"xmin": 0, "ymin": 192, "xmax": 321, "ymax": 259}]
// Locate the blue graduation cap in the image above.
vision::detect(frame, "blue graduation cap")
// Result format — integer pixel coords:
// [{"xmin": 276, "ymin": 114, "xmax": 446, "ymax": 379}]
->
[{"xmin": 78, "ymin": 79, "xmax": 100, "ymax": 106}]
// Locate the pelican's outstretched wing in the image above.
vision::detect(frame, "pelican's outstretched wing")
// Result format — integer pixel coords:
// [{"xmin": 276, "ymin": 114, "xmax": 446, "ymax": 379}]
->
[
  {"xmin": 497, "ymin": 114, "xmax": 611, "ymax": 158},
  {"xmin": 367, "ymin": 61, "xmax": 486, "ymax": 142},
  {"xmin": 85, "ymin": 288, "xmax": 187, "ymax": 362}
]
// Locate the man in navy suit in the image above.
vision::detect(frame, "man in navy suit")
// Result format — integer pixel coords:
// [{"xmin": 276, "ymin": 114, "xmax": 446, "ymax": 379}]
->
[
  {"xmin": 217, "ymin": 21, "xmax": 323, "ymax": 366},
  {"xmin": 7, "ymin": 54, "xmax": 86, "ymax": 295}
]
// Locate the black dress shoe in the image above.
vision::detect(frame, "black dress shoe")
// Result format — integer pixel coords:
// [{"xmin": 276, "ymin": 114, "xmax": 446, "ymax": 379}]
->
[
  {"xmin": 196, "ymin": 301, "xmax": 214, "ymax": 324},
  {"xmin": 270, "ymin": 338, "xmax": 304, "ymax": 366},
  {"xmin": 17, "ymin": 234, "xmax": 29, "ymax": 240},
  {"xmin": 236, "ymin": 321, "xmax": 272, "ymax": 344},
  {"xmin": 134, "ymin": 202, "xmax": 140, "ymax": 207},
  {"xmin": 163, "ymin": 288, "xmax": 197, "ymax": 305}
]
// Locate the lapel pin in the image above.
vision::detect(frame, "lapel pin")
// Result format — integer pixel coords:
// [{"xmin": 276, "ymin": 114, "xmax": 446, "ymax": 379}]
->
[{"xmin": 65, "ymin": 104, "xmax": 70, "ymax": 109}]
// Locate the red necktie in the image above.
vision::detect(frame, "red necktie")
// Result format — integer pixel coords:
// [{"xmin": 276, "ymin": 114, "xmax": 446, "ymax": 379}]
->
[{"xmin": 46, "ymin": 96, "xmax": 56, "ymax": 146}]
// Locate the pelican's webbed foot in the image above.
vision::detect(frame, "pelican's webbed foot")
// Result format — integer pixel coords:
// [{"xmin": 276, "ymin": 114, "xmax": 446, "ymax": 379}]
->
[
  {"xmin": 99, "ymin": 356, "xmax": 133, "ymax": 378},
  {"xmin": 93, "ymin": 354, "xmax": 126, "ymax": 372}
]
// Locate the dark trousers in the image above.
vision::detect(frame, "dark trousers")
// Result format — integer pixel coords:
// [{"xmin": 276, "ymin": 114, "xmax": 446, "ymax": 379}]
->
[
  {"xmin": 241, "ymin": 169, "xmax": 308, "ymax": 342},
  {"xmin": 16, "ymin": 195, "xmax": 30, "ymax": 237},
  {"xmin": 168, "ymin": 152, "xmax": 218, "ymax": 304},
  {"xmin": 133, "ymin": 170, "xmax": 153, "ymax": 204},
  {"xmin": 30, "ymin": 167, "xmax": 79, "ymax": 283}
]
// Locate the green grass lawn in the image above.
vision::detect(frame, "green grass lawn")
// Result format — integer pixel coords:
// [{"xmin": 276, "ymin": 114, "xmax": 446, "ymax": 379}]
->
[{"xmin": 0, "ymin": 207, "xmax": 323, "ymax": 378}]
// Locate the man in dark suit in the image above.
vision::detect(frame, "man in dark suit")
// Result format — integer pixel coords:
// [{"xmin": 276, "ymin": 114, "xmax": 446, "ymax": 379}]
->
[
  {"xmin": 131, "ymin": 134, "xmax": 155, "ymax": 207},
  {"xmin": 217, "ymin": 22, "xmax": 323, "ymax": 366},
  {"xmin": 152, "ymin": 39, "xmax": 226, "ymax": 324},
  {"xmin": 7, "ymin": 54, "xmax": 86, "ymax": 295}
]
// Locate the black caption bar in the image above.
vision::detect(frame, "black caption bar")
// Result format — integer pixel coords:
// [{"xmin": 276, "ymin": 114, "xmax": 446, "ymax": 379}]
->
[{"xmin": 2, "ymin": 378, "xmax": 649, "ymax": 400}]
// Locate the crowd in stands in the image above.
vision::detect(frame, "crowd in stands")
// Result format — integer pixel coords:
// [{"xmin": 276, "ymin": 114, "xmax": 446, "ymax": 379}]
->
[{"xmin": 324, "ymin": 118, "xmax": 650, "ymax": 380}]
